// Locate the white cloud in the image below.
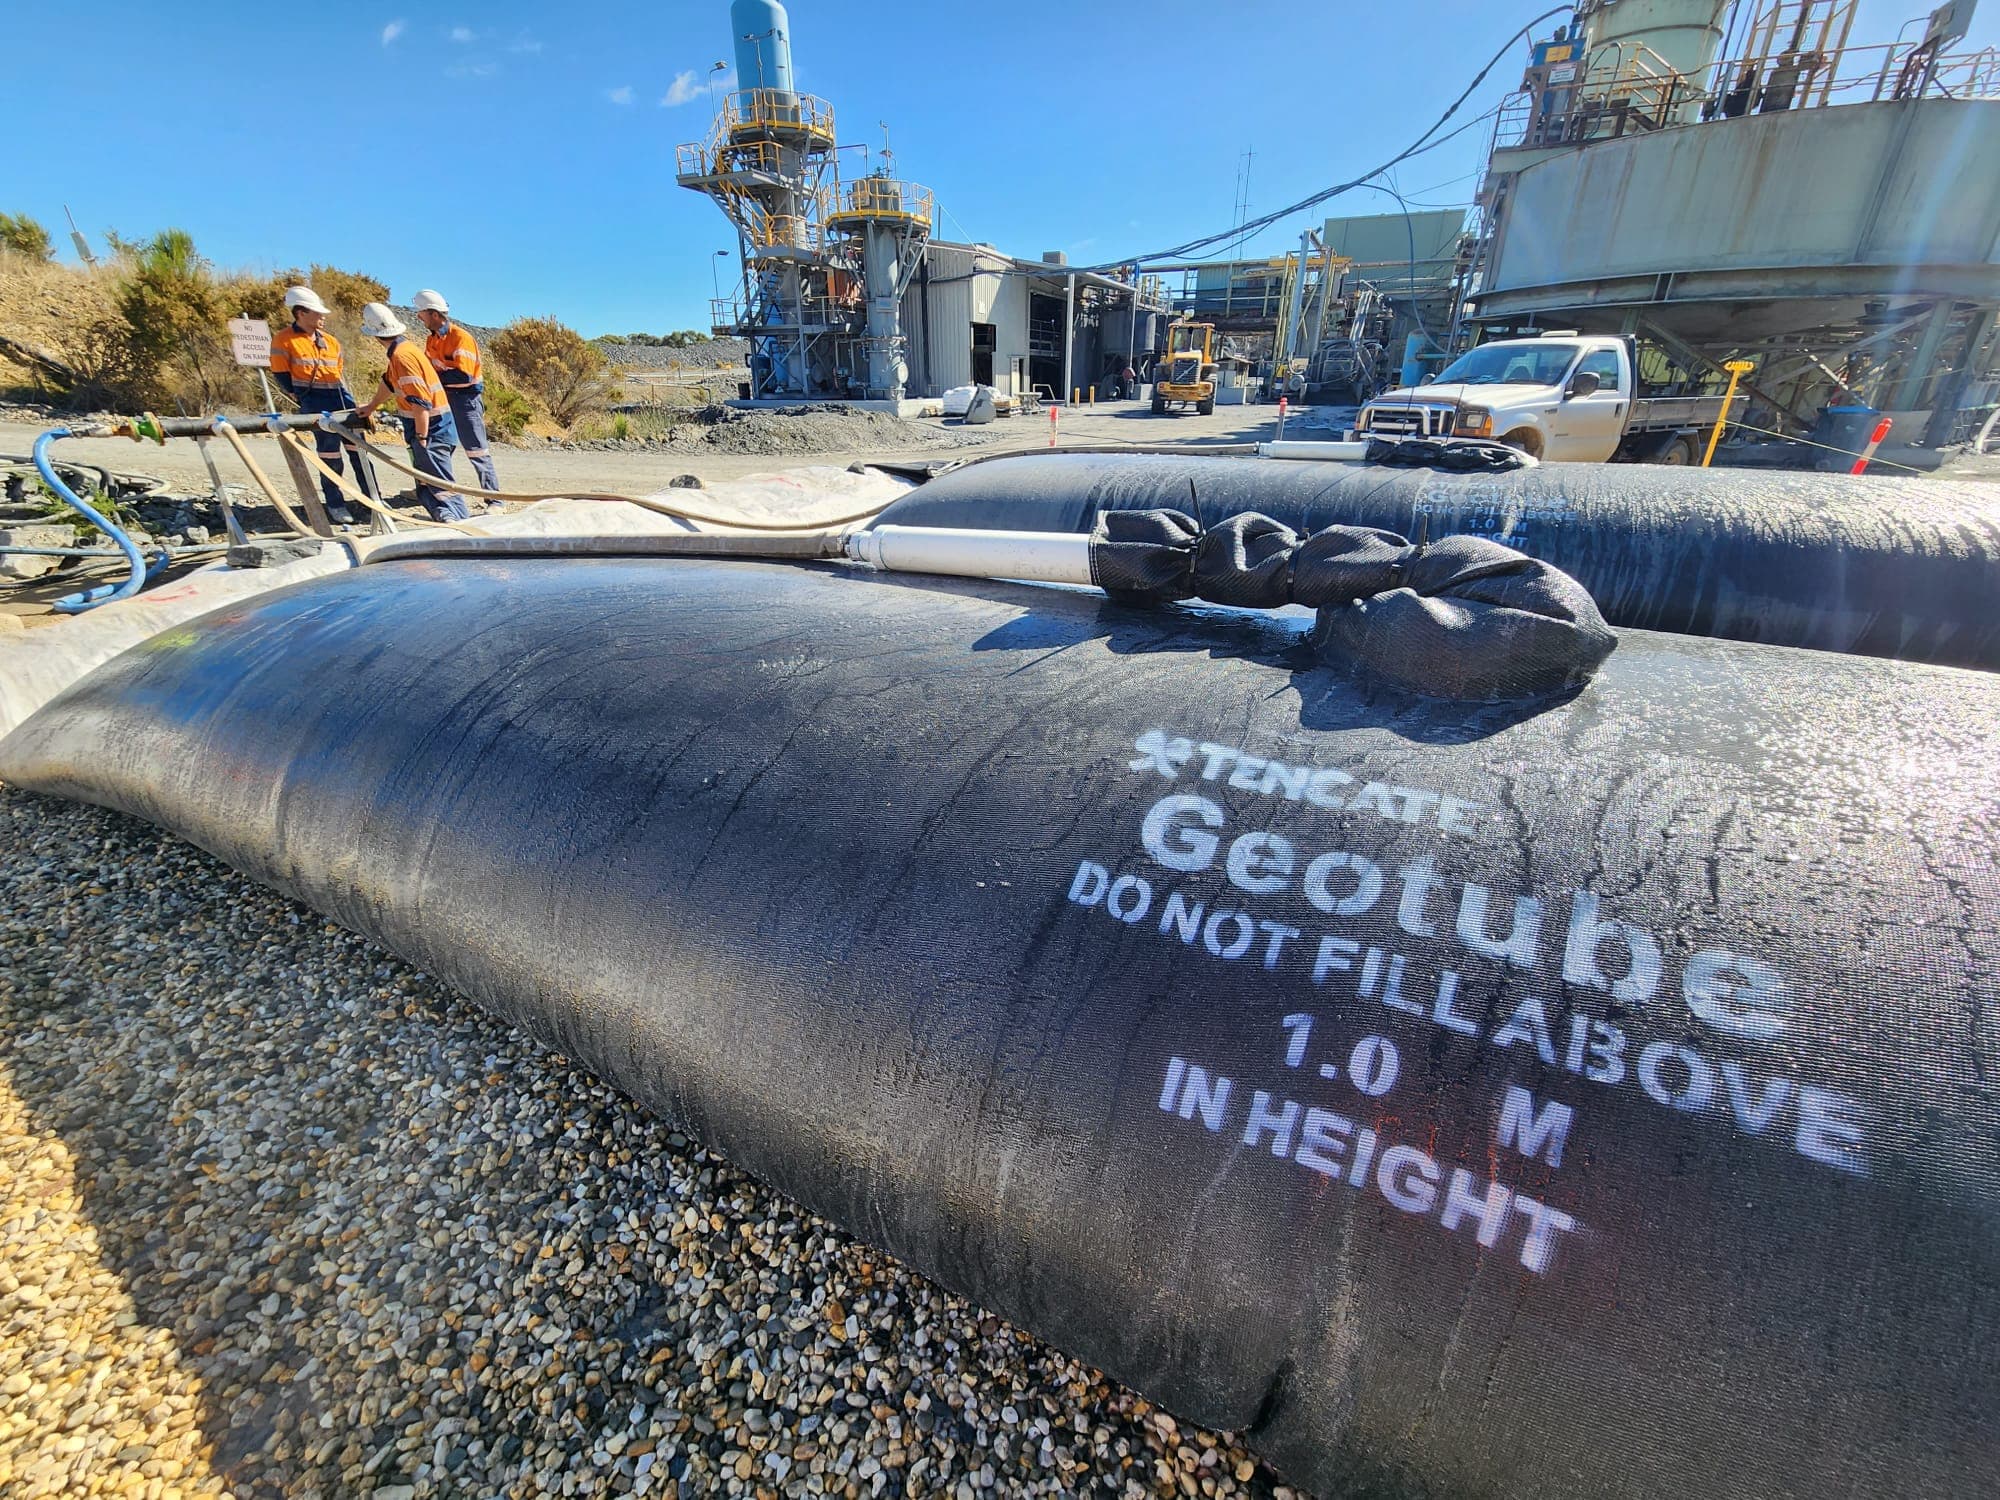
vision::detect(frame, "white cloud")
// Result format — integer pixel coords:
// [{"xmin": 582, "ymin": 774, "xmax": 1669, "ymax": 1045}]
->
[
  {"xmin": 509, "ymin": 32, "xmax": 543, "ymax": 54},
  {"xmin": 449, "ymin": 25, "xmax": 474, "ymax": 43},
  {"xmin": 381, "ymin": 19, "xmax": 405, "ymax": 46},
  {"xmin": 608, "ymin": 85, "xmax": 635, "ymax": 105},
  {"xmin": 448, "ymin": 61, "xmax": 499, "ymax": 78},
  {"xmin": 660, "ymin": 70, "xmax": 703, "ymax": 107}
]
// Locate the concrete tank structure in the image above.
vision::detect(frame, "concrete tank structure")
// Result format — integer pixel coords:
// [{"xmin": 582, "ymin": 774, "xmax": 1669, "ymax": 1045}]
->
[{"xmin": 1471, "ymin": 2, "xmax": 2000, "ymax": 444}]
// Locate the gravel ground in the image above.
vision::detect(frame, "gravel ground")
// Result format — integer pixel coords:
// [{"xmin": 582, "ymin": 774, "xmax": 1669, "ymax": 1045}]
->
[
  {"xmin": 0, "ymin": 789, "xmax": 1290, "ymax": 1500},
  {"xmin": 600, "ymin": 339, "xmax": 750, "ymax": 372},
  {"xmin": 560, "ymin": 407, "xmax": 997, "ymax": 459}
]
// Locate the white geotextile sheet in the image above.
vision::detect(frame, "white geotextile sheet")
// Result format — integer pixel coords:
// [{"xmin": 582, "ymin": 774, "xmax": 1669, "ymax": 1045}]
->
[{"xmin": 0, "ymin": 465, "xmax": 911, "ymax": 742}]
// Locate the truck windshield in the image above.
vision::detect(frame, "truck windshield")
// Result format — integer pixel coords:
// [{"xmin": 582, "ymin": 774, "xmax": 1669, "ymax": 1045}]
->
[{"xmin": 1435, "ymin": 342, "xmax": 1581, "ymax": 386}]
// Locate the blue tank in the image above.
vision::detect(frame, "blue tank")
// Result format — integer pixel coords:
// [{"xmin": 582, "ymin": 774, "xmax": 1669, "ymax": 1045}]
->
[{"xmin": 729, "ymin": 0, "xmax": 794, "ymax": 93}]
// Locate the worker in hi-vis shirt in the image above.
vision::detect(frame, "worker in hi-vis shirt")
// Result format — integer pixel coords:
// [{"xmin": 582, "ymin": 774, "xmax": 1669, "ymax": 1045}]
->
[
  {"xmin": 268, "ymin": 286, "xmax": 365, "ymax": 525},
  {"xmin": 353, "ymin": 303, "xmax": 471, "ymax": 522},
  {"xmin": 411, "ymin": 289, "xmax": 500, "ymax": 501}
]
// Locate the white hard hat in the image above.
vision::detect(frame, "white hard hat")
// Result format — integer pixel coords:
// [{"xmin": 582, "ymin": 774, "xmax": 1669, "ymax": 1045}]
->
[
  {"xmin": 283, "ymin": 285, "xmax": 329, "ymax": 315},
  {"xmin": 359, "ymin": 302, "xmax": 407, "ymax": 338},
  {"xmin": 411, "ymin": 288, "xmax": 449, "ymax": 313}
]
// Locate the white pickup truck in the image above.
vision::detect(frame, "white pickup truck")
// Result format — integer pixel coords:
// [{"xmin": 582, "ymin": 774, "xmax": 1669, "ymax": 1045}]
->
[{"xmin": 1356, "ymin": 333, "xmax": 1740, "ymax": 464}]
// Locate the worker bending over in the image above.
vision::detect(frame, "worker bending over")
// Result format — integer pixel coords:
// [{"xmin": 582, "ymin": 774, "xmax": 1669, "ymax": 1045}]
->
[
  {"xmin": 269, "ymin": 286, "xmax": 364, "ymax": 525},
  {"xmin": 412, "ymin": 288, "xmax": 501, "ymax": 501},
  {"xmin": 354, "ymin": 303, "xmax": 471, "ymax": 522}
]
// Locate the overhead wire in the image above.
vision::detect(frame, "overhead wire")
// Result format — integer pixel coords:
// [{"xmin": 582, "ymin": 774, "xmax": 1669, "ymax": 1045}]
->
[{"xmin": 1063, "ymin": 9, "xmax": 1566, "ymax": 275}]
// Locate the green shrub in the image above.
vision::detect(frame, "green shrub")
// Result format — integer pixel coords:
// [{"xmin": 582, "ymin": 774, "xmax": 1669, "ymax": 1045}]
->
[
  {"xmin": 0, "ymin": 213, "xmax": 54, "ymax": 260},
  {"xmin": 306, "ymin": 264, "xmax": 390, "ymax": 312},
  {"xmin": 481, "ymin": 377, "xmax": 534, "ymax": 439},
  {"xmin": 612, "ymin": 414, "xmax": 630, "ymax": 440},
  {"xmin": 491, "ymin": 317, "xmax": 618, "ymax": 429}
]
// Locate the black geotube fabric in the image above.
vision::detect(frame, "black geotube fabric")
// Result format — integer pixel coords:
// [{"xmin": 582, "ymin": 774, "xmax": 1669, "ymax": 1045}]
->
[
  {"xmin": 3, "ymin": 556, "xmax": 1996, "ymax": 1499},
  {"xmin": 1088, "ymin": 509, "xmax": 1617, "ymax": 700},
  {"xmin": 878, "ymin": 452, "xmax": 2000, "ymax": 670}
]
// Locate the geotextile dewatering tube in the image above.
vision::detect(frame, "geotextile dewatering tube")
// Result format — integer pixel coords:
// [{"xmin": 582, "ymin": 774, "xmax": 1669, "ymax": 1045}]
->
[
  {"xmin": 2, "ymin": 551, "xmax": 1994, "ymax": 1500},
  {"xmin": 883, "ymin": 451, "xmax": 2000, "ymax": 670}
]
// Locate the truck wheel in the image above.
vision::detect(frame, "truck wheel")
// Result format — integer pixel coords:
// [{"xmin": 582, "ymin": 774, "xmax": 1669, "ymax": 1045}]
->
[
  {"xmin": 1151, "ymin": 395, "xmax": 1168, "ymax": 415},
  {"xmin": 1197, "ymin": 396, "xmax": 1215, "ymax": 416},
  {"xmin": 1500, "ymin": 429, "xmax": 1544, "ymax": 460},
  {"xmin": 1656, "ymin": 434, "xmax": 1696, "ymax": 466}
]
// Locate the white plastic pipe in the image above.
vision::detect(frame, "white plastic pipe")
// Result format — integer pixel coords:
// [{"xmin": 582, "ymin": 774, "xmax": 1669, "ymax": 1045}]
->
[
  {"xmin": 845, "ymin": 526, "xmax": 1094, "ymax": 585},
  {"xmin": 1256, "ymin": 440, "xmax": 1370, "ymax": 462}
]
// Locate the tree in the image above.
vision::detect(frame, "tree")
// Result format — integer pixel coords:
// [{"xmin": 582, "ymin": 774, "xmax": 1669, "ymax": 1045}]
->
[
  {"xmin": 492, "ymin": 317, "xmax": 619, "ymax": 428},
  {"xmin": 114, "ymin": 229, "xmax": 231, "ymax": 407},
  {"xmin": 0, "ymin": 212, "xmax": 54, "ymax": 260}
]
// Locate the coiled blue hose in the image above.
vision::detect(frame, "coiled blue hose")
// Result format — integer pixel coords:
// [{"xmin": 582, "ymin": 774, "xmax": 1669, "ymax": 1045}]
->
[{"xmin": 31, "ymin": 427, "xmax": 169, "ymax": 613}]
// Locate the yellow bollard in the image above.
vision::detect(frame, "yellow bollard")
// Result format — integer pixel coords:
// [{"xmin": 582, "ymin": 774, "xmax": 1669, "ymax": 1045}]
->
[
  {"xmin": 1072, "ymin": 387, "xmax": 1080, "ymax": 405},
  {"xmin": 1088, "ymin": 385, "xmax": 1096, "ymax": 405},
  {"xmin": 1701, "ymin": 359, "xmax": 1755, "ymax": 468}
]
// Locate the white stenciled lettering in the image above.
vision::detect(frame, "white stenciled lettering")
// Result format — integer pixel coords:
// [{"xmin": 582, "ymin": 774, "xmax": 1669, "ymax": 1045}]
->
[
  {"xmin": 1130, "ymin": 731, "xmax": 1194, "ymax": 778},
  {"xmin": 1313, "ymin": 935, "xmax": 1360, "ymax": 984},
  {"xmin": 1562, "ymin": 891, "xmax": 1663, "ymax": 1006},
  {"xmin": 1496, "ymin": 1085, "xmax": 1574, "ymax": 1167},
  {"xmin": 1377, "ymin": 1145, "xmax": 1441, "ymax": 1214},
  {"xmin": 1127, "ymin": 730, "xmax": 1478, "ymax": 836},
  {"xmin": 1226, "ymin": 831, "xmax": 1295, "ymax": 895},
  {"xmin": 1203, "ymin": 910, "xmax": 1255, "ymax": 961},
  {"xmin": 1431, "ymin": 970, "xmax": 1478, "ymax": 1036},
  {"xmin": 1347, "ymin": 1035, "xmax": 1401, "ymax": 1097},
  {"xmin": 1684, "ymin": 950, "xmax": 1790, "ymax": 1041},
  {"xmin": 1637, "ymin": 1040, "xmax": 1716, "ymax": 1113},
  {"xmin": 1294, "ymin": 1107, "xmax": 1355, "ymax": 1177},
  {"xmin": 1457, "ymin": 883, "xmax": 1544, "ymax": 969},
  {"xmin": 1141, "ymin": 795, "xmax": 1223, "ymax": 872},
  {"xmin": 1158, "ymin": 890, "xmax": 1204, "ymax": 944},
  {"xmin": 1303, "ymin": 851, "xmax": 1383, "ymax": 917},
  {"xmin": 1396, "ymin": 859, "xmax": 1445, "ymax": 939},
  {"xmin": 1163, "ymin": 1058, "xmax": 1231, "ymax": 1132},
  {"xmin": 1491, "ymin": 995, "xmax": 1557, "ymax": 1065},
  {"xmin": 1242, "ymin": 1091, "xmax": 1301, "ymax": 1156},
  {"xmin": 1564, "ymin": 1014, "xmax": 1628, "ymax": 1085},
  {"xmin": 1441, "ymin": 1168, "xmax": 1513, "ymax": 1248},
  {"xmin": 1719, "ymin": 1062, "xmax": 1792, "ymax": 1134},
  {"xmin": 1106, "ymin": 874, "xmax": 1152, "ymax": 924},
  {"xmin": 1067, "ymin": 861, "xmax": 1109, "ymax": 907},
  {"xmin": 1795, "ymin": 1085, "xmax": 1868, "ymax": 1175},
  {"xmin": 1511, "ymin": 1197, "xmax": 1580, "ymax": 1274},
  {"xmin": 1280, "ymin": 1013, "xmax": 1313, "ymax": 1067},
  {"xmin": 1256, "ymin": 920, "xmax": 1301, "ymax": 970},
  {"xmin": 1304, "ymin": 767, "xmax": 1354, "ymax": 808}
]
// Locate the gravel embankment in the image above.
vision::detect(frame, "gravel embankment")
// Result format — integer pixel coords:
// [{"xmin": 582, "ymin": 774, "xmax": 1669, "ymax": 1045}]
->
[
  {"xmin": 562, "ymin": 406, "xmax": 996, "ymax": 459},
  {"xmin": 0, "ymin": 789, "xmax": 1286, "ymax": 1500},
  {"xmin": 599, "ymin": 339, "xmax": 749, "ymax": 372}
]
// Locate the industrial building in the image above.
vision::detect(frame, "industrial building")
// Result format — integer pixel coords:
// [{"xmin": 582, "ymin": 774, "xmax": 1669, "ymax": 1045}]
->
[
  {"xmin": 1467, "ymin": 0, "xmax": 2000, "ymax": 443},
  {"xmin": 678, "ymin": 0, "xmax": 1166, "ymax": 408}
]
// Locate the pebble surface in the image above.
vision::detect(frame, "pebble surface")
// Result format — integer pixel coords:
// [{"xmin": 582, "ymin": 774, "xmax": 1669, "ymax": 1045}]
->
[{"xmin": 0, "ymin": 788, "xmax": 1293, "ymax": 1499}]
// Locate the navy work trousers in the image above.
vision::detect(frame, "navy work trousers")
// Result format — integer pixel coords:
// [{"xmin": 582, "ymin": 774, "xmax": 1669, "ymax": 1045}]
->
[
  {"xmin": 401, "ymin": 409, "xmax": 471, "ymax": 521},
  {"xmin": 445, "ymin": 386, "xmax": 501, "ymax": 495}
]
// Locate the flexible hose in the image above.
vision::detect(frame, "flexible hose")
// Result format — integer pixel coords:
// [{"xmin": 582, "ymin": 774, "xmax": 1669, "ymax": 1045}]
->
[
  {"xmin": 210, "ymin": 422, "xmax": 333, "ymax": 539},
  {"xmin": 347, "ymin": 432, "xmax": 899, "ymax": 533},
  {"xmin": 276, "ymin": 431, "xmax": 485, "ymax": 534},
  {"xmin": 31, "ymin": 428, "xmax": 169, "ymax": 613}
]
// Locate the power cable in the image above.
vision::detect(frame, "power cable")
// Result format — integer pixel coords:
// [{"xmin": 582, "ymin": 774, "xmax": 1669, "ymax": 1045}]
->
[{"xmin": 1065, "ymin": 8, "xmax": 1566, "ymax": 275}]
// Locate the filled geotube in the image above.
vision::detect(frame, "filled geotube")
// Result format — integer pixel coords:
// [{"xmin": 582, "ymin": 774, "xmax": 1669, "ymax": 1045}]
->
[
  {"xmin": 3, "ymin": 556, "xmax": 1996, "ymax": 1499},
  {"xmin": 879, "ymin": 452, "xmax": 2000, "ymax": 671}
]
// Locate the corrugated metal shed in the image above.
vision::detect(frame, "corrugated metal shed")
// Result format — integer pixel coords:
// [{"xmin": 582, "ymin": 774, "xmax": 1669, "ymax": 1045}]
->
[{"xmin": 1322, "ymin": 209, "xmax": 1467, "ymax": 290}]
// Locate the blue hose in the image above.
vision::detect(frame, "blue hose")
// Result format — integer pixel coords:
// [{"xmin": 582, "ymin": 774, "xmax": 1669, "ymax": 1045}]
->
[{"xmin": 31, "ymin": 427, "xmax": 169, "ymax": 613}]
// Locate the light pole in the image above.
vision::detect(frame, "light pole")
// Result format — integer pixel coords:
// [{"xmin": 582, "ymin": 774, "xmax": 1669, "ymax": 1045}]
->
[{"xmin": 709, "ymin": 249, "xmax": 731, "ymax": 307}]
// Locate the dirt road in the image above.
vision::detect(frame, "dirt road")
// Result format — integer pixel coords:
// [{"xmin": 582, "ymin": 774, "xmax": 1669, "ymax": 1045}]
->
[{"xmin": 1, "ymin": 402, "xmax": 1294, "ymax": 501}]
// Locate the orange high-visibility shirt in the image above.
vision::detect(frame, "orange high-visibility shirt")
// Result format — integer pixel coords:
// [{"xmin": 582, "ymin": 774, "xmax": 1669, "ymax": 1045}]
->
[
  {"xmin": 378, "ymin": 339, "xmax": 448, "ymax": 417},
  {"xmin": 424, "ymin": 321, "xmax": 484, "ymax": 391},
  {"xmin": 269, "ymin": 324, "xmax": 345, "ymax": 390}
]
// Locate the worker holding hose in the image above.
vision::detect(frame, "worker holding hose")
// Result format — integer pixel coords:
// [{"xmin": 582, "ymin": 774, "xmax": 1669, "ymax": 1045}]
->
[
  {"xmin": 353, "ymin": 303, "xmax": 471, "ymax": 522},
  {"xmin": 268, "ymin": 286, "xmax": 363, "ymax": 526},
  {"xmin": 411, "ymin": 289, "xmax": 501, "ymax": 503}
]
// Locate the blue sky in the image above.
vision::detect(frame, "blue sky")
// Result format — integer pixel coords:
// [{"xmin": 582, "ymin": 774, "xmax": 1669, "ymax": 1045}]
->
[{"xmin": 7, "ymin": 1, "xmax": 1992, "ymax": 335}]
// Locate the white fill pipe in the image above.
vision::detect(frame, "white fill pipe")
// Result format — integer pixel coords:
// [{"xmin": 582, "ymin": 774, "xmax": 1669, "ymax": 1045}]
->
[
  {"xmin": 1256, "ymin": 440, "xmax": 1370, "ymax": 462},
  {"xmin": 846, "ymin": 526, "xmax": 1094, "ymax": 585}
]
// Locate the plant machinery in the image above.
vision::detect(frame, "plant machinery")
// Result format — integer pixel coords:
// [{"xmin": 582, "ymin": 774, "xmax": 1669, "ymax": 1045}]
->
[{"xmin": 1151, "ymin": 320, "xmax": 1218, "ymax": 415}]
